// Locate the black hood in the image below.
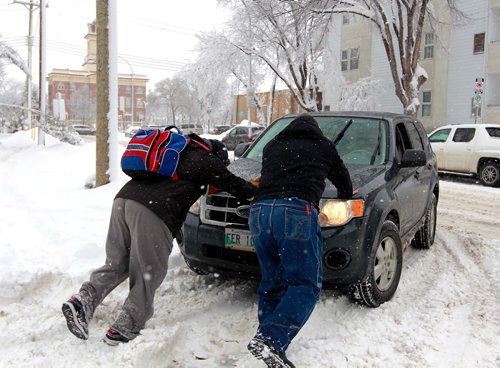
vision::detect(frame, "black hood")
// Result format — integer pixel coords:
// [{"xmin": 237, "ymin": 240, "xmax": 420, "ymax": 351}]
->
[
  {"xmin": 229, "ymin": 157, "xmax": 385, "ymax": 198},
  {"xmin": 276, "ymin": 113, "xmax": 325, "ymax": 140}
]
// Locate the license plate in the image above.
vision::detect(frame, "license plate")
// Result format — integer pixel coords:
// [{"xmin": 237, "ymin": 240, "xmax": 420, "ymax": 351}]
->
[{"xmin": 224, "ymin": 228, "xmax": 255, "ymax": 252}]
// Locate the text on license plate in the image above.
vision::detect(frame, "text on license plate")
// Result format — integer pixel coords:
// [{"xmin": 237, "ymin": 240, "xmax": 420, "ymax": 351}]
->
[{"xmin": 224, "ymin": 228, "xmax": 255, "ymax": 252}]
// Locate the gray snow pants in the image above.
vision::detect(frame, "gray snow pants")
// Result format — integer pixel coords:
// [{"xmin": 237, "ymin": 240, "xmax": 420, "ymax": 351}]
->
[{"xmin": 79, "ymin": 198, "xmax": 173, "ymax": 338}]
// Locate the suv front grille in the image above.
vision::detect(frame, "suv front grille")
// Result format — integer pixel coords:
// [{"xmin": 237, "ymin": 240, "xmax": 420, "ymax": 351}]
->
[{"xmin": 200, "ymin": 192, "xmax": 250, "ymax": 226}]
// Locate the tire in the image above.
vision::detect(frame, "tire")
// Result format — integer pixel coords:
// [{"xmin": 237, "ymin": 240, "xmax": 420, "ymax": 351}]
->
[
  {"xmin": 479, "ymin": 162, "xmax": 500, "ymax": 187},
  {"xmin": 184, "ymin": 258, "xmax": 209, "ymax": 275},
  {"xmin": 413, "ymin": 193, "xmax": 437, "ymax": 249},
  {"xmin": 349, "ymin": 221, "xmax": 403, "ymax": 308}
]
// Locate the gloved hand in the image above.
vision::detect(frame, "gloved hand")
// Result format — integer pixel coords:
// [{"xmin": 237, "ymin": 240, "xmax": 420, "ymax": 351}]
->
[{"xmin": 249, "ymin": 176, "xmax": 261, "ymax": 188}]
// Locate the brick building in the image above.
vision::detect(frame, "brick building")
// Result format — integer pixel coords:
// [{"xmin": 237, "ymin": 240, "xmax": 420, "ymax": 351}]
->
[{"xmin": 47, "ymin": 21, "xmax": 148, "ymax": 129}]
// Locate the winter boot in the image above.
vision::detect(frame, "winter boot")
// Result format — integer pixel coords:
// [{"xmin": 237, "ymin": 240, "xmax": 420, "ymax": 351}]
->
[
  {"xmin": 61, "ymin": 294, "xmax": 90, "ymax": 340},
  {"xmin": 103, "ymin": 328, "xmax": 131, "ymax": 346},
  {"xmin": 247, "ymin": 335, "xmax": 295, "ymax": 368}
]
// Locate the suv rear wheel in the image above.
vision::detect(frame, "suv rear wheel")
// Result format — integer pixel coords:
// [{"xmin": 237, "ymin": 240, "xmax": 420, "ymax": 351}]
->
[
  {"xmin": 479, "ymin": 161, "xmax": 500, "ymax": 187},
  {"xmin": 349, "ymin": 221, "xmax": 403, "ymax": 307}
]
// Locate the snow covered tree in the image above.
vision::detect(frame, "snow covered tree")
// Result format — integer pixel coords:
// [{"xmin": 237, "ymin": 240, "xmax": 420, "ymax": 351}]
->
[
  {"xmin": 0, "ymin": 37, "xmax": 30, "ymax": 76},
  {"xmin": 147, "ymin": 76, "xmax": 192, "ymax": 125},
  {"xmin": 218, "ymin": 0, "xmax": 333, "ymax": 112},
  {"xmin": 317, "ymin": 0, "xmax": 458, "ymax": 115},
  {"xmin": 192, "ymin": 31, "xmax": 268, "ymax": 123}
]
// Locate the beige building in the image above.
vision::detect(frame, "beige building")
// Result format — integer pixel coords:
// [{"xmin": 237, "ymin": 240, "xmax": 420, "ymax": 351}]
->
[
  {"xmin": 47, "ymin": 21, "xmax": 148, "ymax": 129},
  {"xmin": 323, "ymin": 0, "xmax": 500, "ymax": 131}
]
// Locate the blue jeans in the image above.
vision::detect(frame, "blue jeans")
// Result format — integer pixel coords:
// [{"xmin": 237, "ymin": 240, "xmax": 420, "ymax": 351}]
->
[{"xmin": 249, "ymin": 198, "xmax": 323, "ymax": 352}]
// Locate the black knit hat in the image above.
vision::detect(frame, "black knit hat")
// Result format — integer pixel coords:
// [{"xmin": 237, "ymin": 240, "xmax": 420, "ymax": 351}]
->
[{"xmin": 209, "ymin": 139, "xmax": 230, "ymax": 166}]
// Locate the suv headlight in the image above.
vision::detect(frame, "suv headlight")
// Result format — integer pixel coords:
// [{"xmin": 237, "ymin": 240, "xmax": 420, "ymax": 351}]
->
[
  {"xmin": 319, "ymin": 199, "xmax": 364, "ymax": 227},
  {"xmin": 189, "ymin": 199, "xmax": 201, "ymax": 215}
]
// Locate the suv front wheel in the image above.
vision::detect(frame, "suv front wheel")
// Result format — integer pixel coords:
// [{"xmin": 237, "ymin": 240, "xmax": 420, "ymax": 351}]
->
[
  {"xmin": 349, "ymin": 221, "xmax": 403, "ymax": 307},
  {"xmin": 479, "ymin": 161, "xmax": 500, "ymax": 187}
]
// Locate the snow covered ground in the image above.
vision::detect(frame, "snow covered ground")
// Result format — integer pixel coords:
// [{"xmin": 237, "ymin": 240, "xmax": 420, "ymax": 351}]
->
[{"xmin": 0, "ymin": 131, "xmax": 498, "ymax": 368}]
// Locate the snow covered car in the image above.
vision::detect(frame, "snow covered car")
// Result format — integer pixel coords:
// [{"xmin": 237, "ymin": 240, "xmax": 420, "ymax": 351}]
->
[
  {"xmin": 180, "ymin": 112, "xmax": 439, "ymax": 307},
  {"xmin": 428, "ymin": 124, "xmax": 500, "ymax": 187},
  {"xmin": 125, "ymin": 126, "xmax": 142, "ymax": 138}
]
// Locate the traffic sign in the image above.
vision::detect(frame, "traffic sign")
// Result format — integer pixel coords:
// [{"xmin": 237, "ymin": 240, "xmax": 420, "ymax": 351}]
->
[
  {"xmin": 475, "ymin": 78, "xmax": 484, "ymax": 93},
  {"xmin": 474, "ymin": 94, "xmax": 482, "ymax": 103}
]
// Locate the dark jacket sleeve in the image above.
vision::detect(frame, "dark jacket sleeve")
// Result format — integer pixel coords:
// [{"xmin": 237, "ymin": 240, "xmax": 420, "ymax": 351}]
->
[
  {"xmin": 327, "ymin": 142, "xmax": 353, "ymax": 200},
  {"xmin": 198, "ymin": 153, "xmax": 257, "ymax": 200}
]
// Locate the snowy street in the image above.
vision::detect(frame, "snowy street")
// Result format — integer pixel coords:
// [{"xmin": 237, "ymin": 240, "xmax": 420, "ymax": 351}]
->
[{"xmin": 0, "ymin": 132, "xmax": 498, "ymax": 368}]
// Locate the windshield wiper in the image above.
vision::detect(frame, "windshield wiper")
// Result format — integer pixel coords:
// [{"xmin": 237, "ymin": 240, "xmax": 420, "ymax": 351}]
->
[
  {"xmin": 333, "ymin": 119, "xmax": 353, "ymax": 146},
  {"xmin": 370, "ymin": 121, "xmax": 382, "ymax": 165}
]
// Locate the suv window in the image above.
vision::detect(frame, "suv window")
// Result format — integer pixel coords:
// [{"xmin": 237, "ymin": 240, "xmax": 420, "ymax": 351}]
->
[
  {"xmin": 486, "ymin": 127, "xmax": 500, "ymax": 137},
  {"xmin": 453, "ymin": 128, "xmax": 475, "ymax": 142},
  {"xmin": 404, "ymin": 122, "xmax": 424, "ymax": 150},
  {"xmin": 429, "ymin": 128, "xmax": 451, "ymax": 143}
]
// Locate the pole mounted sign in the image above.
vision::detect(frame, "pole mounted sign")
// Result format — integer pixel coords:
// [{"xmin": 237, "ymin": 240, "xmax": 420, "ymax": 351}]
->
[{"xmin": 474, "ymin": 77, "xmax": 484, "ymax": 106}]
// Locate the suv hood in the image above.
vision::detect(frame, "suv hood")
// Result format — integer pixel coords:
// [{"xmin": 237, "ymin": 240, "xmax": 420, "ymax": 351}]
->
[{"xmin": 228, "ymin": 158, "xmax": 385, "ymax": 198}]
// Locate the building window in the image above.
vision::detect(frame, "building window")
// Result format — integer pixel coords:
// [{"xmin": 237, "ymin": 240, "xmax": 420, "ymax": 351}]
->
[
  {"xmin": 125, "ymin": 97, "xmax": 131, "ymax": 108},
  {"xmin": 342, "ymin": 14, "xmax": 358, "ymax": 25},
  {"xmin": 473, "ymin": 33, "xmax": 485, "ymax": 54},
  {"xmin": 57, "ymin": 82, "xmax": 65, "ymax": 90},
  {"xmin": 424, "ymin": 33, "xmax": 434, "ymax": 59},
  {"xmin": 125, "ymin": 86, "xmax": 132, "ymax": 94},
  {"xmin": 341, "ymin": 48, "xmax": 359, "ymax": 71},
  {"xmin": 350, "ymin": 48, "xmax": 359, "ymax": 70},
  {"xmin": 341, "ymin": 50, "xmax": 349, "ymax": 71},
  {"xmin": 422, "ymin": 91, "xmax": 431, "ymax": 117}
]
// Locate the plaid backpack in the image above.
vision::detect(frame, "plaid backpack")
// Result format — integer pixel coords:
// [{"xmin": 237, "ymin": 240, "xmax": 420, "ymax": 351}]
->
[{"xmin": 121, "ymin": 126, "xmax": 208, "ymax": 180}]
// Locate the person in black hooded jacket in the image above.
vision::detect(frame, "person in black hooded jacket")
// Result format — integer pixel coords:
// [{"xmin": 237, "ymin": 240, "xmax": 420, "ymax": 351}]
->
[
  {"xmin": 247, "ymin": 114, "xmax": 353, "ymax": 368},
  {"xmin": 62, "ymin": 135, "xmax": 256, "ymax": 346}
]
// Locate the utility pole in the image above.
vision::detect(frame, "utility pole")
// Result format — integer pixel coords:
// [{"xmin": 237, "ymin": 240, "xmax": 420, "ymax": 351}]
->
[
  {"xmin": 11, "ymin": 0, "xmax": 40, "ymax": 132},
  {"xmin": 38, "ymin": 0, "xmax": 46, "ymax": 145},
  {"xmin": 96, "ymin": 0, "xmax": 118, "ymax": 187},
  {"xmin": 96, "ymin": 0, "xmax": 110, "ymax": 187}
]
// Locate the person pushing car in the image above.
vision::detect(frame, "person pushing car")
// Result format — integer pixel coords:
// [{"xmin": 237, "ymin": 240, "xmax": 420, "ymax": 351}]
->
[{"xmin": 247, "ymin": 113, "xmax": 353, "ymax": 367}]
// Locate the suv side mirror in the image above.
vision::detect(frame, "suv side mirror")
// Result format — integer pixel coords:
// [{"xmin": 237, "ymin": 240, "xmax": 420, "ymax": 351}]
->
[
  {"xmin": 235, "ymin": 142, "xmax": 252, "ymax": 158},
  {"xmin": 400, "ymin": 149, "xmax": 427, "ymax": 168}
]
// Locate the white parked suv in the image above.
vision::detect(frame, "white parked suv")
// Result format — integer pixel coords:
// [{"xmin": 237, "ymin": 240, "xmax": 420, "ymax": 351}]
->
[{"xmin": 428, "ymin": 124, "xmax": 500, "ymax": 186}]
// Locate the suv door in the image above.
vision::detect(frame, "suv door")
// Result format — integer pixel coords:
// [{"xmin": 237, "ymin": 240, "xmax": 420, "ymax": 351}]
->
[
  {"xmin": 428, "ymin": 127, "xmax": 452, "ymax": 169},
  {"xmin": 443, "ymin": 127, "xmax": 477, "ymax": 173},
  {"xmin": 394, "ymin": 121, "xmax": 429, "ymax": 234}
]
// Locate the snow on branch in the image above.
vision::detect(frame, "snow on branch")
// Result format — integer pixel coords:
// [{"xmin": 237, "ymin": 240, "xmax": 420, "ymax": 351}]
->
[{"xmin": 0, "ymin": 40, "xmax": 30, "ymax": 77}]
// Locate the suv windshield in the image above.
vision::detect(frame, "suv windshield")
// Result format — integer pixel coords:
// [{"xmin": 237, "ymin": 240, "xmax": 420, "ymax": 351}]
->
[{"xmin": 246, "ymin": 116, "xmax": 388, "ymax": 166}]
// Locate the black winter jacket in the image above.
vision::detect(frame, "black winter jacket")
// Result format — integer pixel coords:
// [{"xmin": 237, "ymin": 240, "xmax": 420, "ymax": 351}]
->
[
  {"xmin": 116, "ymin": 144, "xmax": 256, "ymax": 237},
  {"xmin": 254, "ymin": 114, "xmax": 353, "ymax": 207}
]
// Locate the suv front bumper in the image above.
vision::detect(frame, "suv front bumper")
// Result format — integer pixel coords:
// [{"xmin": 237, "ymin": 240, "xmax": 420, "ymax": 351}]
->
[{"xmin": 180, "ymin": 212, "xmax": 373, "ymax": 286}]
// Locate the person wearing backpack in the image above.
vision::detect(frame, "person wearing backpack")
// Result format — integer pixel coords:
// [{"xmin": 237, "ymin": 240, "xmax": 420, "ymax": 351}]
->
[
  {"xmin": 247, "ymin": 114, "xmax": 353, "ymax": 368},
  {"xmin": 62, "ymin": 133, "xmax": 257, "ymax": 345}
]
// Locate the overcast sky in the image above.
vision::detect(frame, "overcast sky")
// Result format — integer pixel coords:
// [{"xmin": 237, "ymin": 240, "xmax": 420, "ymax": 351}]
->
[{"xmin": 0, "ymin": 0, "xmax": 228, "ymax": 89}]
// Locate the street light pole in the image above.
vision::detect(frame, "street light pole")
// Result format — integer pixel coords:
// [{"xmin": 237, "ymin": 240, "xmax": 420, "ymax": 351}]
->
[{"xmin": 118, "ymin": 56, "xmax": 134, "ymax": 127}]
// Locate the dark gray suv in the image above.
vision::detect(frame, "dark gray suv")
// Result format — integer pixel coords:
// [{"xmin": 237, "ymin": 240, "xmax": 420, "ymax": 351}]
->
[{"xmin": 180, "ymin": 112, "xmax": 439, "ymax": 307}]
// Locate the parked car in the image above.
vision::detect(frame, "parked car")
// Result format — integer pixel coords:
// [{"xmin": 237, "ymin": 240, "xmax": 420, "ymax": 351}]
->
[
  {"xmin": 125, "ymin": 125, "xmax": 142, "ymax": 138},
  {"xmin": 221, "ymin": 124, "xmax": 265, "ymax": 150},
  {"xmin": 180, "ymin": 112, "xmax": 439, "ymax": 307},
  {"xmin": 210, "ymin": 125, "xmax": 232, "ymax": 135},
  {"xmin": 428, "ymin": 123, "xmax": 500, "ymax": 187},
  {"xmin": 70, "ymin": 124, "xmax": 96, "ymax": 135},
  {"xmin": 180, "ymin": 123, "xmax": 203, "ymax": 135}
]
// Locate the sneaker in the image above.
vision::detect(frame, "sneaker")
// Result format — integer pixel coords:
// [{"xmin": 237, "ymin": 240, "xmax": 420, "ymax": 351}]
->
[
  {"xmin": 247, "ymin": 335, "xmax": 295, "ymax": 368},
  {"xmin": 61, "ymin": 294, "xmax": 89, "ymax": 340},
  {"xmin": 103, "ymin": 328, "xmax": 130, "ymax": 346}
]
